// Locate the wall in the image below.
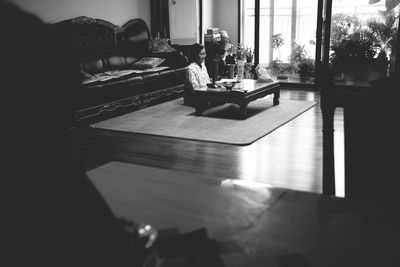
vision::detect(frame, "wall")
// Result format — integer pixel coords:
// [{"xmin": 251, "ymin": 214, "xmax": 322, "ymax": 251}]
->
[
  {"xmin": 202, "ymin": 0, "xmax": 239, "ymax": 44},
  {"xmin": 202, "ymin": 0, "xmax": 215, "ymax": 43},
  {"xmin": 7, "ymin": 0, "xmax": 150, "ymax": 26},
  {"xmin": 8, "ymin": 0, "xmax": 238, "ymax": 45},
  {"xmin": 214, "ymin": 0, "xmax": 239, "ymax": 44},
  {"xmin": 169, "ymin": 0, "xmax": 198, "ymax": 44}
]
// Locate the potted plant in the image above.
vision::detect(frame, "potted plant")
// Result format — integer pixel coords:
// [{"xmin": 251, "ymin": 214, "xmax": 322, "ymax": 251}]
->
[
  {"xmin": 243, "ymin": 46, "xmax": 254, "ymax": 62},
  {"xmin": 369, "ymin": 0, "xmax": 400, "ymax": 11},
  {"xmin": 233, "ymin": 43, "xmax": 246, "ymax": 81},
  {"xmin": 367, "ymin": 10, "xmax": 398, "ymax": 75},
  {"xmin": 329, "ymin": 13, "xmax": 379, "ymax": 80},
  {"xmin": 242, "ymin": 46, "xmax": 255, "ymax": 78},
  {"xmin": 269, "ymin": 33, "xmax": 295, "ymax": 79},
  {"xmin": 272, "ymin": 33, "xmax": 284, "ymax": 60},
  {"xmin": 289, "ymin": 42, "xmax": 308, "ymax": 64},
  {"xmin": 289, "ymin": 42, "xmax": 315, "ymax": 82},
  {"xmin": 298, "ymin": 58, "xmax": 315, "ymax": 82},
  {"xmin": 330, "ymin": 37, "xmax": 376, "ymax": 80}
]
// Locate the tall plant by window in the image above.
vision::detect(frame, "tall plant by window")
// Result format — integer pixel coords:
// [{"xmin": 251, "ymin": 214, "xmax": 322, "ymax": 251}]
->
[
  {"xmin": 368, "ymin": 10, "xmax": 399, "ymax": 59},
  {"xmin": 272, "ymin": 34, "xmax": 284, "ymax": 60}
]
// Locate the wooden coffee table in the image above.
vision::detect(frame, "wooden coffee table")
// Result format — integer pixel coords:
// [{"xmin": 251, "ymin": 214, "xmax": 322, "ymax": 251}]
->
[{"xmin": 194, "ymin": 79, "xmax": 280, "ymax": 119}]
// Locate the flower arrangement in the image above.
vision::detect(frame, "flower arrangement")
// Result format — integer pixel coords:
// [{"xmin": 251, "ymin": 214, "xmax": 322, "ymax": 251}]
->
[
  {"xmin": 243, "ymin": 46, "xmax": 254, "ymax": 62},
  {"xmin": 232, "ymin": 43, "xmax": 245, "ymax": 60},
  {"xmin": 230, "ymin": 43, "xmax": 254, "ymax": 61}
]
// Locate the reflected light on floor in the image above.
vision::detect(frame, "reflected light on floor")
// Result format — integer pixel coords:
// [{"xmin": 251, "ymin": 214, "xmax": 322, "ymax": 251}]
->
[
  {"xmin": 237, "ymin": 145, "xmax": 263, "ymax": 182},
  {"xmin": 334, "ymin": 109, "xmax": 345, "ymax": 198},
  {"xmin": 221, "ymin": 179, "xmax": 271, "ymax": 190},
  {"xmin": 236, "ymin": 110, "xmax": 320, "ymax": 192}
]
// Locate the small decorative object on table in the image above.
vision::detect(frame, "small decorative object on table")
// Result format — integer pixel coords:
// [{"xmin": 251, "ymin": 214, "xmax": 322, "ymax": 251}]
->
[
  {"xmin": 236, "ymin": 59, "xmax": 245, "ymax": 81},
  {"xmin": 255, "ymin": 64, "xmax": 274, "ymax": 83},
  {"xmin": 221, "ymin": 79, "xmax": 238, "ymax": 91},
  {"xmin": 243, "ymin": 46, "xmax": 255, "ymax": 79}
]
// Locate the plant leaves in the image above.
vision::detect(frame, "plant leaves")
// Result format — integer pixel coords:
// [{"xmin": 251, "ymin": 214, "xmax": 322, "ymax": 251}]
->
[
  {"xmin": 368, "ymin": 0, "xmax": 400, "ymax": 10},
  {"xmin": 369, "ymin": 0, "xmax": 381, "ymax": 4},
  {"xmin": 385, "ymin": 0, "xmax": 400, "ymax": 10}
]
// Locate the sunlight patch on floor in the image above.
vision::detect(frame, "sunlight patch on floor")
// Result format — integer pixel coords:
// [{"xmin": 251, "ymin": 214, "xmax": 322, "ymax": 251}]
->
[{"xmin": 334, "ymin": 109, "xmax": 345, "ymax": 198}]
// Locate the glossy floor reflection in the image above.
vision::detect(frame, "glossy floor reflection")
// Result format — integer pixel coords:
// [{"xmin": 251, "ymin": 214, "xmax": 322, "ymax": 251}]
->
[{"xmin": 73, "ymin": 89, "xmax": 345, "ymax": 198}]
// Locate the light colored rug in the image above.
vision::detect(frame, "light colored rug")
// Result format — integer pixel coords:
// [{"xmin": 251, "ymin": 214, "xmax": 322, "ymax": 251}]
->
[{"xmin": 91, "ymin": 97, "xmax": 317, "ymax": 145}]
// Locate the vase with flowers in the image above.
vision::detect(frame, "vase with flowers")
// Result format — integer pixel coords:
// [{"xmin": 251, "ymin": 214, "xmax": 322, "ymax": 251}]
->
[
  {"xmin": 243, "ymin": 46, "xmax": 255, "ymax": 79},
  {"xmin": 234, "ymin": 43, "xmax": 246, "ymax": 81}
]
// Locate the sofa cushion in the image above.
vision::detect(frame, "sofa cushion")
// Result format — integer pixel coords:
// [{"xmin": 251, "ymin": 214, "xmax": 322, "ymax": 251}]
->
[
  {"xmin": 104, "ymin": 56, "xmax": 127, "ymax": 70},
  {"xmin": 125, "ymin": 56, "xmax": 139, "ymax": 65},
  {"xmin": 81, "ymin": 58, "xmax": 104, "ymax": 74},
  {"xmin": 80, "ymin": 70, "xmax": 93, "ymax": 79},
  {"xmin": 149, "ymin": 38, "xmax": 177, "ymax": 53}
]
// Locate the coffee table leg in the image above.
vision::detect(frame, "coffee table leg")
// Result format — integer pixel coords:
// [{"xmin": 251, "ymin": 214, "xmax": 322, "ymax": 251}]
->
[
  {"xmin": 273, "ymin": 90, "xmax": 280, "ymax": 105},
  {"xmin": 240, "ymin": 104, "xmax": 248, "ymax": 119},
  {"xmin": 195, "ymin": 101, "xmax": 206, "ymax": 116},
  {"xmin": 195, "ymin": 105, "xmax": 202, "ymax": 116}
]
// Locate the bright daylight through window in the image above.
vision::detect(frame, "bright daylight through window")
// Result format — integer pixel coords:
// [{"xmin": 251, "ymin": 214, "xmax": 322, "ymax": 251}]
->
[{"xmin": 241, "ymin": 0, "xmax": 399, "ymax": 82}]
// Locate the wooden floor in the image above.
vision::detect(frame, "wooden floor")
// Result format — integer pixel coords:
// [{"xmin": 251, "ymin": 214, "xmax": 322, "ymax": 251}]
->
[{"xmin": 72, "ymin": 89, "xmax": 345, "ymax": 197}]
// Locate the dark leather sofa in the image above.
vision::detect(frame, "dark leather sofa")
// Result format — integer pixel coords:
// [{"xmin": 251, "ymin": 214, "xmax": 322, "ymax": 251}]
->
[{"xmin": 51, "ymin": 16, "xmax": 187, "ymax": 123}]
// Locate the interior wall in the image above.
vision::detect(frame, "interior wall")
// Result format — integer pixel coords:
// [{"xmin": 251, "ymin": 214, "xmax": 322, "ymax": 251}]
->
[
  {"xmin": 202, "ymin": 0, "xmax": 238, "ymax": 44},
  {"xmin": 7, "ymin": 0, "xmax": 150, "ymax": 27},
  {"xmin": 202, "ymin": 0, "xmax": 215, "ymax": 42},
  {"xmin": 214, "ymin": 0, "xmax": 239, "ymax": 44},
  {"xmin": 8, "ymin": 0, "xmax": 238, "ymax": 45},
  {"xmin": 169, "ymin": 0, "xmax": 198, "ymax": 44}
]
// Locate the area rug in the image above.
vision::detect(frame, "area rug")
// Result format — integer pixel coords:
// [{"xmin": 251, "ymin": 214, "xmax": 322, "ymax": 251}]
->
[
  {"xmin": 90, "ymin": 97, "xmax": 317, "ymax": 145},
  {"xmin": 86, "ymin": 161, "xmax": 286, "ymax": 240}
]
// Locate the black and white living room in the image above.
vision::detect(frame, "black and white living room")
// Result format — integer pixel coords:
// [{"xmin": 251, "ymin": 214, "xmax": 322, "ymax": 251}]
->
[{"xmin": 3, "ymin": 0, "xmax": 400, "ymax": 266}]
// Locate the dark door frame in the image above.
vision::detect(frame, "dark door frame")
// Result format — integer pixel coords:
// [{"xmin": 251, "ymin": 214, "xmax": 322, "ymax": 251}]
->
[{"xmin": 199, "ymin": 0, "xmax": 203, "ymax": 44}]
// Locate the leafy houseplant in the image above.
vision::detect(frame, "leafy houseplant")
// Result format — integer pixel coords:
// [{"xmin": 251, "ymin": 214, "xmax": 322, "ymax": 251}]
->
[
  {"xmin": 330, "ymin": 37, "xmax": 376, "ymax": 79},
  {"xmin": 243, "ymin": 46, "xmax": 254, "ymax": 62},
  {"xmin": 298, "ymin": 58, "xmax": 315, "ymax": 78},
  {"xmin": 329, "ymin": 13, "xmax": 384, "ymax": 80},
  {"xmin": 369, "ymin": 0, "xmax": 400, "ymax": 11},
  {"xmin": 269, "ymin": 34, "xmax": 292, "ymax": 79},
  {"xmin": 272, "ymin": 34, "xmax": 284, "ymax": 60},
  {"xmin": 233, "ymin": 43, "xmax": 246, "ymax": 80},
  {"xmin": 368, "ymin": 11, "xmax": 398, "ymax": 56},
  {"xmin": 233, "ymin": 43, "xmax": 245, "ymax": 61},
  {"xmin": 289, "ymin": 43, "xmax": 308, "ymax": 64},
  {"xmin": 289, "ymin": 42, "xmax": 315, "ymax": 81}
]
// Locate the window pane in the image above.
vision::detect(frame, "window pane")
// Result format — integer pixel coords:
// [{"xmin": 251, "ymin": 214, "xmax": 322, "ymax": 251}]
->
[
  {"xmin": 242, "ymin": 0, "xmax": 255, "ymax": 49},
  {"xmin": 252, "ymin": 0, "xmax": 318, "ymax": 65},
  {"xmin": 259, "ymin": 0, "xmax": 271, "ymax": 63},
  {"xmin": 272, "ymin": 0, "xmax": 292, "ymax": 63}
]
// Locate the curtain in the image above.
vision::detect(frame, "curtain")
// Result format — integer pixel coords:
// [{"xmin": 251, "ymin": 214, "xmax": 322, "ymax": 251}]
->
[{"xmin": 150, "ymin": 0, "xmax": 170, "ymax": 38}]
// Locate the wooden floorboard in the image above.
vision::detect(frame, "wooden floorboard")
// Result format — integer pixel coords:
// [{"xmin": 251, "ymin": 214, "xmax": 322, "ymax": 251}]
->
[{"xmin": 72, "ymin": 89, "xmax": 345, "ymax": 197}]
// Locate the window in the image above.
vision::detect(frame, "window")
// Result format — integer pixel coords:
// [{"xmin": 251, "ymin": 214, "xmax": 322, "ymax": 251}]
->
[
  {"xmin": 241, "ymin": 0, "xmax": 318, "ymax": 82},
  {"xmin": 240, "ymin": 0, "xmax": 399, "ymax": 83}
]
